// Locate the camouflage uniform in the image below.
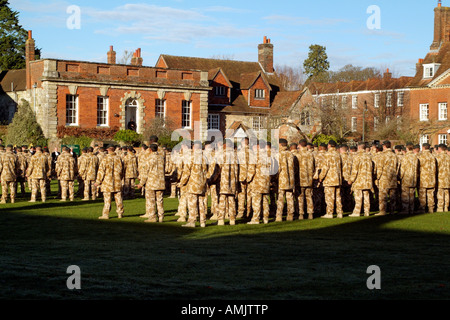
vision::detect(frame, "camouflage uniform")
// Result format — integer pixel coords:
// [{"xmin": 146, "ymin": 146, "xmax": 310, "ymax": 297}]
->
[
  {"xmin": 436, "ymin": 150, "xmax": 450, "ymax": 212},
  {"xmin": 95, "ymin": 150, "xmax": 124, "ymax": 219},
  {"xmin": 237, "ymin": 144, "xmax": 250, "ymax": 218},
  {"xmin": 313, "ymin": 149, "xmax": 326, "ymax": 215},
  {"xmin": 82, "ymin": 151, "xmax": 99, "ymax": 200},
  {"xmin": 15, "ymin": 150, "xmax": 28, "ymax": 197},
  {"xmin": 399, "ymin": 150, "xmax": 419, "ymax": 214},
  {"xmin": 176, "ymin": 147, "xmax": 192, "ymax": 220},
  {"xmin": 348, "ymin": 149, "xmax": 373, "ymax": 217},
  {"xmin": 26, "ymin": 149, "xmax": 50, "ymax": 202},
  {"xmin": 295, "ymin": 146, "xmax": 315, "ymax": 219},
  {"xmin": 205, "ymin": 147, "xmax": 219, "ymax": 218},
  {"xmin": 180, "ymin": 147, "xmax": 208, "ymax": 227},
  {"xmin": 123, "ymin": 151, "xmax": 138, "ymax": 199},
  {"xmin": 275, "ymin": 145, "xmax": 296, "ymax": 221},
  {"xmin": 247, "ymin": 147, "xmax": 272, "ymax": 224},
  {"xmin": 319, "ymin": 146, "xmax": 343, "ymax": 218},
  {"xmin": 417, "ymin": 149, "xmax": 437, "ymax": 213},
  {"xmin": 0, "ymin": 149, "xmax": 19, "ymax": 203},
  {"xmin": 139, "ymin": 149, "xmax": 166, "ymax": 222},
  {"xmin": 77, "ymin": 151, "xmax": 88, "ymax": 199},
  {"xmin": 212, "ymin": 146, "xmax": 238, "ymax": 225},
  {"xmin": 340, "ymin": 151, "xmax": 354, "ymax": 212},
  {"xmin": 375, "ymin": 148, "xmax": 398, "ymax": 215},
  {"xmin": 56, "ymin": 150, "xmax": 77, "ymax": 201}
]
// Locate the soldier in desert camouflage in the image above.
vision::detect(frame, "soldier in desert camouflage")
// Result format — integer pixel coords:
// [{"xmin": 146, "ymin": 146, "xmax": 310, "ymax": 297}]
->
[
  {"xmin": 123, "ymin": 146, "xmax": 139, "ymax": 199},
  {"xmin": 56, "ymin": 147, "xmax": 77, "ymax": 202},
  {"xmin": 175, "ymin": 141, "xmax": 192, "ymax": 222},
  {"xmin": 26, "ymin": 146, "xmax": 50, "ymax": 203},
  {"xmin": 275, "ymin": 139, "xmax": 296, "ymax": 222},
  {"xmin": 82, "ymin": 147, "xmax": 99, "ymax": 201},
  {"xmin": 340, "ymin": 144, "xmax": 354, "ymax": 213},
  {"xmin": 435, "ymin": 144, "xmax": 450, "ymax": 213},
  {"xmin": 15, "ymin": 147, "xmax": 28, "ymax": 197},
  {"xmin": 417, "ymin": 143, "xmax": 437, "ymax": 213},
  {"xmin": 95, "ymin": 146, "xmax": 124, "ymax": 219},
  {"xmin": 295, "ymin": 139, "xmax": 315, "ymax": 220},
  {"xmin": 179, "ymin": 141, "xmax": 208, "ymax": 228},
  {"xmin": 237, "ymin": 137, "xmax": 251, "ymax": 219},
  {"xmin": 210, "ymin": 139, "xmax": 239, "ymax": 226},
  {"xmin": 374, "ymin": 141, "xmax": 398, "ymax": 216},
  {"xmin": 313, "ymin": 143, "xmax": 327, "ymax": 215},
  {"xmin": 399, "ymin": 143, "xmax": 419, "ymax": 215},
  {"xmin": 0, "ymin": 145, "xmax": 19, "ymax": 203},
  {"xmin": 348, "ymin": 142, "xmax": 373, "ymax": 217},
  {"xmin": 247, "ymin": 140, "xmax": 273, "ymax": 224},
  {"xmin": 137, "ymin": 144, "xmax": 166, "ymax": 223},
  {"xmin": 319, "ymin": 140, "xmax": 343, "ymax": 219}
]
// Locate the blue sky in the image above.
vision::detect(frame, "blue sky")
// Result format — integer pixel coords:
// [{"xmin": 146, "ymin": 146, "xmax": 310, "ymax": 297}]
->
[{"xmin": 9, "ymin": 0, "xmax": 440, "ymax": 77}]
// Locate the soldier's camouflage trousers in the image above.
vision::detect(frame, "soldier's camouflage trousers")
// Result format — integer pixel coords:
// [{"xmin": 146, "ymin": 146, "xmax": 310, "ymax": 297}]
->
[
  {"xmin": 187, "ymin": 193, "xmax": 206, "ymax": 225},
  {"xmin": 353, "ymin": 189, "xmax": 370, "ymax": 216},
  {"xmin": 209, "ymin": 184, "xmax": 219, "ymax": 215},
  {"xmin": 401, "ymin": 187, "xmax": 416, "ymax": 214},
  {"xmin": 313, "ymin": 184, "xmax": 325, "ymax": 215},
  {"xmin": 298, "ymin": 187, "xmax": 314, "ymax": 216},
  {"xmin": 250, "ymin": 192, "xmax": 269, "ymax": 222},
  {"xmin": 419, "ymin": 188, "xmax": 435, "ymax": 213},
  {"xmin": 1, "ymin": 180, "xmax": 16, "ymax": 202},
  {"xmin": 378, "ymin": 188, "xmax": 396, "ymax": 214},
  {"xmin": 177, "ymin": 186, "xmax": 188, "ymax": 218},
  {"xmin": 324, "ymin": 186, "xmax": 343, "ymax": 216},
  {"xmin": 83, "ymin": 180, "xmax": 96, "ymax": 200},
  {"xmin": 237, "ymin": 182, "xmax": 251, "ymax": 216},
  {"xmin": 436, "ymin": 188, "xmax": 449, "ymax": 212},
  {"xmin": 102, "ymin": 191, "xmax": 124, "ymax": 217},
  {"xmin": 276, "ymin": 189, "xmax": 294, "ymax": 219},
  {"xmin": 30, "ymin": 179, "xmax": 46, "ymax": 202},
  {"xmin": 146, "ymin": 189, "xmax": 164, "ymax": 220},
  {"xmin": 218, "ymin": 194, "xmax": 236, "ymax": 222},
  {"xmin": 60, "ymin": 180, "xmax": 74, "ymax": 201}
]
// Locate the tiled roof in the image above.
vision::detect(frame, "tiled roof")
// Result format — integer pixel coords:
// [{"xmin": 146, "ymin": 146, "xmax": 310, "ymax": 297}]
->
[
  {"xmin": 270, "ymin": 90, "xmax": 305, "ymax": 116},
  {"xmin": 308, "ymin": 75, "xmax": 413, "ymax": 95},
  {"xmin": 0, "ymin": 69, "xmax": 26, "ymax": 93},
  {"xmin": 408, "ymin": 43, "xmax": 450, "ymax": 87}
]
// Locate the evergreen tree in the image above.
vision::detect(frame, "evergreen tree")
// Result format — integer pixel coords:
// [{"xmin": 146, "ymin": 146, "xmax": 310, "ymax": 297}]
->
[
  {"xmin": 5, "ymin": 99, "xmax": 47, "ymax": 146},
  {"xmin": 0, "ymin": 0, "xmax": 40, "ymax": 70},
  {"xmin": 303, "ymin": 44, "xmax": 330, "ymax": 83}
]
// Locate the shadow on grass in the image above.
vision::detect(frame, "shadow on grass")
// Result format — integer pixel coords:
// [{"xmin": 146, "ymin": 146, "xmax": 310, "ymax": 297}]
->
[{"xmin": 0, "ymin": 196, "xmax": 449, "ymax": 300}]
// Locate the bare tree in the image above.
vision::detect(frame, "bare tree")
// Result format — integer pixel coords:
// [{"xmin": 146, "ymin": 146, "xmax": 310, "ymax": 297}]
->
[
  {"xmin": 118, "ymin": 50, "xmax": 134, "ymax": 65},
  {"xmin": 275, "ymin": 65, "xmax": 304, "ymax": 91}
]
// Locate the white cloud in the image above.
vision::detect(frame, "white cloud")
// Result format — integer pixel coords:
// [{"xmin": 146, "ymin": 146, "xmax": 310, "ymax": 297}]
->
[{"xmin": 263, "ymin": 15, "xmax": 351, "ymax": 26}]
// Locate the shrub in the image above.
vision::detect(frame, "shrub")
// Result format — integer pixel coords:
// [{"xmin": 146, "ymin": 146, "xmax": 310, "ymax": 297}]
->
[
  {"xmin": 5, "ymin": 99, "xmax": 47, "ymax": 146},
  {"xmin": 113, "ymin": 129, "xmax": 142, "ymax": 145}
]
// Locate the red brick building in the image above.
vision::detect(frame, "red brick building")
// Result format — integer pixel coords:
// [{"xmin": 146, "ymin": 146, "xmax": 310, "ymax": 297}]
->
[
  {"xmin": 23, "ymin": 31, "xmax": 210, "ymax": 143},
  {"xmin": 407, "ymin": 1, "xmax": 450, "ymax": 146}
]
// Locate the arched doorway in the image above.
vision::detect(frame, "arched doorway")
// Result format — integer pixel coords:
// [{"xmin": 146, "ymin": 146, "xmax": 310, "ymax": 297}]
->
[{"xmin": 125, "ymin": 98, "xmax": 138, "ymax": 131}]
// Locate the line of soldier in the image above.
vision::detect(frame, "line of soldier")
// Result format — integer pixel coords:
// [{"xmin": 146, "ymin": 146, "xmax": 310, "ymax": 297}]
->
[
  {"xmin": 1, "ymin": 136, "xmax": 449, "ymax": 228},
  {"xmin": 168, "ymin": 137, "xmax": 450, "ymax": 228}
]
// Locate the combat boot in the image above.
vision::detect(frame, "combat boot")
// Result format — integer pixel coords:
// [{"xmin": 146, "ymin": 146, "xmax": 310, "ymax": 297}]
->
[
  {"xmin": 247, "ymin": 220, "xmax": 259, "ymax": 225},
  {"xmin": 275, "ymin": 215, "xmax": 283, "ymax": 222},
  {"xmin": 321, "ymin": 214, "xmax": 333, "ymax": 219},
  {"xmin": 263, "ymin": 218, "xmax": 269, "ymax": 224},
  {"xmin": 144, "ymin": 217, "xmax": 157, "ymax": 223},
  {"xmin": 229, "ymin": 220, "xmax": 236, "ymax": 225},
  {"xmin": 158, "ymin": 217, "xmax": 164, "ymax": 223},
  {"xmin": 0, "ymin": 199, "xmax": 6, "ymax": 204},
  {"xmin": 217, "ymin": 220, "xmax": 225, "ymax": 226},
  {"xmin": 286, "ymin": 214, "xmax": 294, "ymax": 221},
  {"xmin": 182, "ymin": 222, "xmax": 196, "ymax": 228},
  {"xmin": 140, "ymin": 214, "xmax": 150, "ymax": 218},
  {"xmin": 98, "ymin": 215, "xmax": 109, "ymax": 220},
  {"xmin": 308, "ymin": 213, "xmax": 314, "ymax": 220},
  {"xmin": 200, "ymin": 222, "xmax": 206, "ymax": 228},
  {"xmin": 349, "ymin": 213, "xmax": 360, "ymax": 217},
  {"xmin": 177, "ymin": 216, "xmax": 186, "ymax": 222}
]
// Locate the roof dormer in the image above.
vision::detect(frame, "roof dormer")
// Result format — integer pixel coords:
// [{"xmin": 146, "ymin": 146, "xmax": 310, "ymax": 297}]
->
[{"xmin": 423, "ymin": 63, "xmax": 441, "ymax": 79}]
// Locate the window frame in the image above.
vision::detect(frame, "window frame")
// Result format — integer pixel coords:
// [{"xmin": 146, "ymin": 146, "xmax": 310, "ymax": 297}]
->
[
  {"xmin": 181, "ymin": 100, "xmax": 192, "ymax": 129},
  {"xmin": 155, "ymin": 99, "xmax": 166, "ymax": 120},
  {"xmin": 255, "ymin": 89, "xmax": 265, "ymax": 100},
  {"xmin": 96, "ymin": 96, "xmax": 109, "ymax": 127},
  {"xmin": 438, "ymin": 134, "xmax": 448, "ymax": 145},
  {"xmin": 352, "ymin": 95, "xmax": 358, "ymax": 109},
  {"xmin": 207, "ymin": 114, "xmax": 220, "ymax": 130},
  {"xmin": 351, "ymin": 117, "xmax": 357, "ymax": 132},
  {"xmin": 66, "ymin": 94, "xmax": 78, "ymax": 126},
  {"xmin": 420, "ymin": 104, "xmax": 429, "ymax": 121},
  {"xmin": 438, "ymin": 102, "xmax": 448, "ymax": 121}
]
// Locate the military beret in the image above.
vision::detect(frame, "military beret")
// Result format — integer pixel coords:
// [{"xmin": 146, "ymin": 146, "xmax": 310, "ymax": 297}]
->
[{"xmin": 328, "ymin": 140, "xmax": 337, "ymax": 147}]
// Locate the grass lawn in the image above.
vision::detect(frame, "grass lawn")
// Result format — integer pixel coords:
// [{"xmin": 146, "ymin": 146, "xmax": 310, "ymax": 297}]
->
[{"xmin": 0, "ymin": 182, "xmax": 449, "ymax": 300}]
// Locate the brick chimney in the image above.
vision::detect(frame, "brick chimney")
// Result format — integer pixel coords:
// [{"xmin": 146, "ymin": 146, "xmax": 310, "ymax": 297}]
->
[
  {"xmin": 25, "ymin": 30, "xmax": 36, "ymax": 90},
  {"xmin": 107, "ymin": 45, "xmax": 116, "ymax": 64},
  {"xmin": 383, "ymin": 68, "xmax": 392, "ymax": 79},
  {"xmin": 258, "ymin": 36, "xmax": 274, "ymax": 73},
  {"xmin": 430, "ymin": 0, "xmax": 450, "ymax": 50},
  {"xmin": 130, "ymin": 48, "xmax": 143, "ymax": 66}
]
